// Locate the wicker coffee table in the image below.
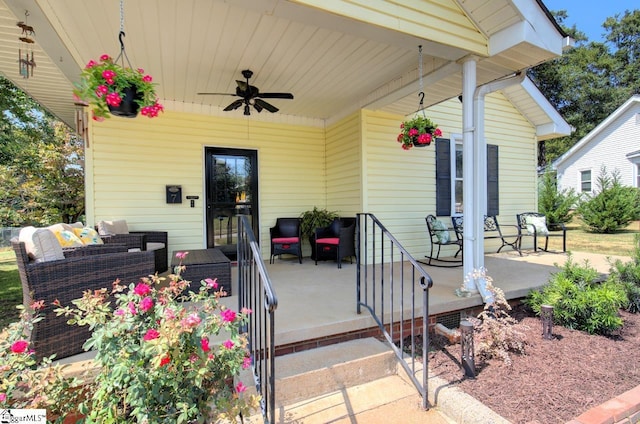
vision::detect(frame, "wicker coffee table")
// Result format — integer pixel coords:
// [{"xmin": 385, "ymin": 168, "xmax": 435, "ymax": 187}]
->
[{"xmin": 171, "ymin": 248, "xmax": 232, "ymax": 295}]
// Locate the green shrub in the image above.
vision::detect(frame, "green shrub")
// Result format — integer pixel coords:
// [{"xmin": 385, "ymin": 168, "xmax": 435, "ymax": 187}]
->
[
  {"xmin": 538, "ymin": 169, "xmax": 577, "ymax": 227},
  {"xmin": 578, "ymin": 167, "xmax": 640, "ymax": 233},
  {"xmin": 525, "ymin": 255, "xmax": 627, "ymax": 335},
  {"xmin": 608, "ymin": 234, "xmax": 640, "ymax": 313}
]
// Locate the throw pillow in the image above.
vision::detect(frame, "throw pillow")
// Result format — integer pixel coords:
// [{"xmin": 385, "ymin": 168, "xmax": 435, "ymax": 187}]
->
[
  {"xmin": 432, "ymin": 219, "xmax": 450, "ymax": 244},
  {"xmin": 19, "ymin": 227, "xmax": 65, "ymax": 262},
  {"xmin": 524, "ymin": 215, "xmax": 549, "ymax": 236},
  {"xmin": 73, "ymin": 227, "xmax": 104, "ymax": 245},
  {"xmin": 52, "ymin": 229, "xmax": 84, "ymax": 248},
  {"xmin": 97, "ymin": 219, "xmax": 129, "ymax": 235}
]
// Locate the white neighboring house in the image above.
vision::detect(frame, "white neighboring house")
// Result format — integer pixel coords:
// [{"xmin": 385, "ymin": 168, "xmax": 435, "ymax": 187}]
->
[{"xmin": 554, "ymin": 95, "xmax": 640, "ymax": 194}]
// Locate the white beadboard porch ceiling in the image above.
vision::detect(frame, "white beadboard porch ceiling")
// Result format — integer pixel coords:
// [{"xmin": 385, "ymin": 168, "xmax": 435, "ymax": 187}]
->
[{"xmin": 0, "ymin": 0, "xmax": 564, "ymax": 128}]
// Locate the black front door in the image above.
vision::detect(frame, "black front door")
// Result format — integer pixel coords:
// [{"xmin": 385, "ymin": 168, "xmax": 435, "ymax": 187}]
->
[{"xmin": 204, "ymin": 147, "xmax": 258, "ymax": 260}]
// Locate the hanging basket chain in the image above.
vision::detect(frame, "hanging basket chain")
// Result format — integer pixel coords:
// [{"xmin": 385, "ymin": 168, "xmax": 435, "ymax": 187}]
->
[
  {"xmin": 114, "ymin": 0, "xmax": 133, "ymax": 69},
  {"xmin": 418, "ymin": 45, "xmax": 426, "ymax": 117}
]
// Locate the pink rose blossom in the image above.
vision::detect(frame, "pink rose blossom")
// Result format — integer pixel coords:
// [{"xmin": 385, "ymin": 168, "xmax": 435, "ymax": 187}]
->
[
  {"xmin": 134, "ymin": 283, "xmax": 152, "ymax": 296},
  {"xmin": 408, "ymin": 128, "xmax": 419, "ymax": 137},
  {"xmin": 137, "ymin": 68, "xmax": 144, "ymax": 74},
  {"xmin": 128, "ymin": 301, "xmax": 137, "ymax": 315},
  {"xmin": 0, "ymin": 392, "xmax": 6, "ymax": 402},
  {"xmin": 114, "ymin": 308, "xmax": 125, "ymax": 316},
  {"xmin": 223, "ymin": 339, "xmax": 235, "ymax": 349},
  {"xmin": 175, "ymin": 251, "xmax": 189, "ymax": 260},
  {"xmin": 205, "ymin": 278, "xmax": 218, "ymax": 289},
  {"xmin": 100, "ymin": 54, "xmax": 111, "ymax": 61},
  {"xmin": 102, "ymin": 70, "xmax": 116, "ymax": 80},
  {"xmin": 105, "ymin": 92, "xmax": 122, "ymax": 107},
  {"xmin": 242, "ymin": 356, "xmax": 252, "ymax": 369},
  {"xmin": 201, "ymin": 337, "xmax": 210, "ymax": 352},
  {"xmin": 11, "ymin": 340, "xmax": 29, "ymax": 354},
  {"xmin": 183, "ymin": 313, "xmax": 201, "ymax": 328},
  {"xmin": 434, "ymin": 128, "xmax": 442, "ymax": 137},
  {"xmin": 400, "ymin": 123, "xmax": 405, "ymax": 129},
  {"xmin": 397, "ymin": 134, "xmax": 403, "ymax": 142},
  {"xmin": 140, "ymin": 297, "xmax": 154, "ymax": 312},
  {"xmin": 236, "ymin": 382, "xmax": 247, "ymax": 393},
  {"xmin": 402, "ymin": 143, "xmax": 411, "ymax": 150},
  {"xmin": 142, "ymin": 75, "xmax": 153, "ymax": 83},
  {"xmin": 221, "ymin": 309, "xmax": 236, "ymax": 323},
  {"xmin": 143, "ymin": 328, "xmax": 160, "ymax": 341},
  {"xmin": 159, "ymin": 355, "xmax": 170, "ymax": 367},
  {"xmin": 85, "ymin": 60, "xmax": 98, "ymax": 69}
]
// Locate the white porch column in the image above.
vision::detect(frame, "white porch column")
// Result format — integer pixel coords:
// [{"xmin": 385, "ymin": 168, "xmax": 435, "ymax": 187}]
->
[{"xmin": 461, "ymin": 57, "xmax": 477, "ymax": 292}]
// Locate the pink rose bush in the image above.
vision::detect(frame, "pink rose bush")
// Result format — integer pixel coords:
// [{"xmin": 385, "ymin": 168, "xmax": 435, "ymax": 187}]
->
[
  {"xmin": 52, "ymin": 253, "xmax": 260, "ymax": 422},
  {"xmin": 73, "ymin": 54, "xmax": 163, "ymax": 121},
  {"xmin": 396, "ymin": 115, "xmax": 442, "ymax": 150},
  {"xmin": 0, "ymin": 302, "xmax": 86, "ymax": 414}
]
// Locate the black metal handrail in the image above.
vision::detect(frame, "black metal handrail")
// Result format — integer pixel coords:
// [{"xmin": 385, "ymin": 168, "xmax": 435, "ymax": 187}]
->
[
  {"xmin": 356, "ymin": 213, "xmax": 434, "ymax": 409},
  {"xmin": 237, "ymin": 215, "xmax": 278, "ymax": 423}
]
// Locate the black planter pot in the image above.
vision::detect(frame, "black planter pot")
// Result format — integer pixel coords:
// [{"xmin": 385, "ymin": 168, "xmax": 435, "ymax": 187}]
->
[
  {"xmin": 412, "ymin": 137, "xmax": 430, "ymax": 147},
  {"xmin": 108, "ymin": 86, "xmax": 141, "ymax": 118}
]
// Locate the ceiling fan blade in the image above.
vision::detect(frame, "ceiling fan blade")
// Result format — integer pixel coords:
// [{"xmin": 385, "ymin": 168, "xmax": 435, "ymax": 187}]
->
[
  {"xmin": 253, "ymin": 102, "xmax": 263, "ymax": 113},
  {"xmin": 258, "ymin": 93, "xmax": 294, "ymax": 99},
  {"xmin": 223, "ymin": 99, "xmax": 244, "ymax": 111},
  {"xmin": 254, "ymin": 98, "xmax": 279, "ymax": 113}
]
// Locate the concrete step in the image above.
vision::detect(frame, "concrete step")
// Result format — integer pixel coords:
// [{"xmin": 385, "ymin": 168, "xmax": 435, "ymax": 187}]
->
[{"xmin": 274, "ymin": 337, "xmax": 398, "ymax": 406}]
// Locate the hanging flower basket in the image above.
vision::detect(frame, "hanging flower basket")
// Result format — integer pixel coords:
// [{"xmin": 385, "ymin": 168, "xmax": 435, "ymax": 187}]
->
[
  {"xmin": 396, "ymin": 115, "xmax": 442, "ymax": 150},
  {"xmin": 73, "ymin": 54, "xmax": 163, "ymax": 121}
]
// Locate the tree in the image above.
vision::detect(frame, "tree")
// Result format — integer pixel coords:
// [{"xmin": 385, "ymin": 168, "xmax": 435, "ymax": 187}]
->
[
  {"xmin": 578, "ymin": 167, "xmax": 640, "ymax": 233},
  {"xmin": 528, "ymin": 10, "xmax": 640, "ymax": 167},
  {"xmin": 0, "ymin": 76, "xmax": 85, "ymax": 226},
  {"xmin": 538, "ymin": 169, "xmax": 577, "ymax": 228}
]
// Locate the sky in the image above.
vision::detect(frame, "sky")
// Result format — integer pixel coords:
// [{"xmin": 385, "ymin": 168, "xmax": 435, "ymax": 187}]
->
[{"xmin": 542, "ymin": 0, "xmax": 637, "ymax": 42}]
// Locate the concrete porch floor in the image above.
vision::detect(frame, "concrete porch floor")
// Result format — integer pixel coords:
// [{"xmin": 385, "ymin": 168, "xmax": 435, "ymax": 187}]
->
[{"xmin": 247, "ymin": 249, "xmax": 628, "ymax": 350}]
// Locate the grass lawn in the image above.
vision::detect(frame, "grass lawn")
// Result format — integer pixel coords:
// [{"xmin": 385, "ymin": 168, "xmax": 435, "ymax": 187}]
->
[
  {"xmin": 0, "ymin": 220, "xmax": 638, "ymax": 329},
  {"xmin": 0, "ymin": 247, "xmax": 22, "ymax": 329}
]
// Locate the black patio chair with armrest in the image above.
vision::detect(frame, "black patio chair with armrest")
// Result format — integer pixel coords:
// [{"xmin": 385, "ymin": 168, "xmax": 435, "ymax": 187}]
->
[
  {"xmin": 314, "ymin": 217, "xmax": 356, "ymax": 269},
  {"xmin": 270, "ymin": 217, "xmax": 302, "ymax": 264},
  {"xmin": 422, "ymin": 214, "xmax": 462, "ymax": 267},
  {"xmin": 516, "ymin": 212, "xmax": 566, "ymax": 252},
  {"xmin": 12, "ymin": 240, "xmax": 156, "ymax": 360},
  {"xmin": 451, "ymin": 215, "xmax": 522, "ymax": 256}
]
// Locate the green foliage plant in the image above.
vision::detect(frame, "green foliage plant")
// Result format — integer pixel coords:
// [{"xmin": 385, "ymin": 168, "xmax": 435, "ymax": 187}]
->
[
  {"xmin": 578, "ymin": 167, "xmax": 640, "ymax": 233},
  {"xmin": 525, "ymin": 254, "xmax": 627, "ymax": 335},
  {"xmin": 55, "ymin": 253, "xmax": 260, "ymax": 423},
  {"xmin": 299, "ymin": 207, "xmax": 339, "ymax": 240},
  {"xmin": 608, "ymin": 234, "xmax": 640, "ymax": 313},
  {"xmin": 538, "ymin": 169, "xmax": 577, "ymax": 228},
  {"xmin": 465, "ymin": 268, "xmax": 528, "ymax": 366},
  {"xmin": 0, "ymin": 302, "xmax": 86, "ymax": 418}
]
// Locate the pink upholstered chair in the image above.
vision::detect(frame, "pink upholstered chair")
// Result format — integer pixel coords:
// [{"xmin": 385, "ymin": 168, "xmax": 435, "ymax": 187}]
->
[{"xmin": 270, "ymin": 218, "xmax": 302, "ymax": 264}]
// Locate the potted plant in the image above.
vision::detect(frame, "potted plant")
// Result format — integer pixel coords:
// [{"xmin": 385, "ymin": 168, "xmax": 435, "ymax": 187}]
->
[
  {"xmin": 300, "ymin": 207, "xmax": 339, "ymax": 257},
  {"xmin": 396, "ymin": 115, "xmax": 442, "ymax": 150},
  {"xmin": 73, "ymin": 54, "xmax": 163, "ymax": 121}
]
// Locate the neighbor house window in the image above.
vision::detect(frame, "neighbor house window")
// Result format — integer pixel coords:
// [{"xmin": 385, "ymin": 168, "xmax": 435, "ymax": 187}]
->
[
  {"xmin": 637, "ymin": 164, "xmax": 640, "ymax": 188},
  {"xmin": 436, "ymin": 138, "xmax": 499, "ymax": 216},
  {"xmin": 580, "ymin": 170, "xmax": 592, "ymax": 192}
]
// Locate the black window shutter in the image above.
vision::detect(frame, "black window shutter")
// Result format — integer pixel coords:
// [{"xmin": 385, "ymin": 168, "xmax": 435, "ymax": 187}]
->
[
  {"xmin": 487, "ymin": 144, "xmax": 499, "ymax": 216},
  {"xmin": 435, "ymin": 138, "xmax": 451, "ymax": 216}
]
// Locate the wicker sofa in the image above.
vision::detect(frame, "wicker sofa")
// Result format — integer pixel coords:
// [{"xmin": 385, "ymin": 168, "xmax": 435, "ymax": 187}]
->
[{"xmin": 12, "ymin": 240, "xmax": 156, "ymax": 360}]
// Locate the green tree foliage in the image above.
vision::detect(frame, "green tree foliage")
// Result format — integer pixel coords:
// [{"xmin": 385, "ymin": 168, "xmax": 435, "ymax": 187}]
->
[
  {"xmin": 578, "ymin": 167, "xmax": 640, "ymax": 233},
  {"xmin": 538, "ymin": 169, "xmax": 577, "ymax": 227},
  {"xmin": 529, "ymin": 10, "xmax": 640, "ymax": 166},
  {"xmin": 0, "ymin": 76, "xmax": 84, "ymax": 226}
]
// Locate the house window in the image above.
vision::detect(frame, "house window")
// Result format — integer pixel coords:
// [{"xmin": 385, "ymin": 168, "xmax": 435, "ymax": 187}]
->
[
  {"xmin": 580, "ymin": 170, "xmax": 592, "ymax": 192},
  {"xmin": 436, "ymin": 138, "xmax": 499, "ymax": 216},
  {"xmin": 453, "ymin": 141, "xmax": 463, "ymax": 214}
]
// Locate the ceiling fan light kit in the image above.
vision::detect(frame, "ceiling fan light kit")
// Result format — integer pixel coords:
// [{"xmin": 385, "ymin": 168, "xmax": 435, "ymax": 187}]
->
[{"xmin": 198, "ymin": 69, "xmax": 293, "ymax": 115}]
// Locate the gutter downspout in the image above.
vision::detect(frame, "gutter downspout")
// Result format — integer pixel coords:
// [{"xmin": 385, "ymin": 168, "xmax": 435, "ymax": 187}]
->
[{"xmin": 469, "ymin": 71, "xmax": 526, "ymax": 303}]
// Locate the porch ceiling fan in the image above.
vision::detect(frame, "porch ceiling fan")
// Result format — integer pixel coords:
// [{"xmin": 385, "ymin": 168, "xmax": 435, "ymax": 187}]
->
[{"xmin": 197, "ymin": 69, "xmax": 294, "ymax": 115}]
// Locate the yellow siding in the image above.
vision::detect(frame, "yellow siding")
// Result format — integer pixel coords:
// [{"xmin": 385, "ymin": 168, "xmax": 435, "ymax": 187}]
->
[
  {"xmin": 293, "ymin": 0, "xmax": 487, "ymax": 55},
  {"xmin": 86, "ymin": 92, "xmax": 537, "ymax": 262},
  {"xmin": 86, "ymin": 111, "xmax": 325, "ymax": 259}
]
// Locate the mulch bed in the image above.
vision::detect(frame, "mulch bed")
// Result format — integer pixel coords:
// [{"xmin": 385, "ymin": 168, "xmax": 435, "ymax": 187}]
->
[{"xmin": 427, "ymin": 305, "xmax": 640, "ymax": 424}]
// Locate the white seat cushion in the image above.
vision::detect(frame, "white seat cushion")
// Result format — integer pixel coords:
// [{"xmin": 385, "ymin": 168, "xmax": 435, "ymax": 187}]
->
[
  {"xmin": 19, "ymin": 227, "xmax": 65, "ymax": 262},
  {"xmin": 146, "ymin": 242, "xmax": 165, "ymax": 251}
]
